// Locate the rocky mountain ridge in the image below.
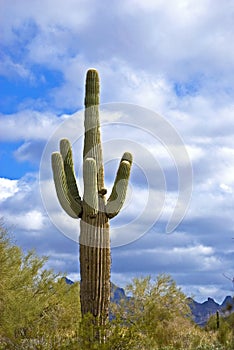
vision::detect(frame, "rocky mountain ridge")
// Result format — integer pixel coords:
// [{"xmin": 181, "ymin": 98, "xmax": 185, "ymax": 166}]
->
[
  {"xmin": 65, "ymin": 278, "xmax": 234, "ymax": 326},
  {"xmin": 188, "ymin": 295, "xmax": 234, "ymax": 326}
]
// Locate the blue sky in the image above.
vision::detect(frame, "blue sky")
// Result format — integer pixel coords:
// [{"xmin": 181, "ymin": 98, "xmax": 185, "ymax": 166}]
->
[{"xmin": 1, "ymin": 0, "xmax": 234, "ymax": 303}]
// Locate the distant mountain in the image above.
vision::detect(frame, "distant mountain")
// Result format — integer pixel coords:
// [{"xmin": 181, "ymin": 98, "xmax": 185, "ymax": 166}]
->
[
  {"xmin": 188, "ymin": 296, "xmax": 234, "ymax": 326},
  {"xmin": 63, "ymin": 278, "xmax": 127, "ymax": 301},
  {"xmin": 64, "ymin": 278, "xmax": 234, "ymax": 326},
  {"xmin": 111, "ymin": 283, "xmax": 129, "ymax": 303},
  {"xmin": 221, "ymin": 295, "xmax": 234, "ymax": 310},
  {"xmin": 64, "ymin": 277, "xmax": 74, "ymax": 285}
]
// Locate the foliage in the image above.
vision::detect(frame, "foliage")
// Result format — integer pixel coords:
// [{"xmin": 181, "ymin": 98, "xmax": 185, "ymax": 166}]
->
[
  {"xmin": 1, "ymin": 222, "xmax": 234, "ymax": 349},
  {"xmin": 75, "ymin": 275, "xmax": 221, "ymax": 350},
  {"xmin": 106, "ymin": 275, "xmax": 216, "ymax": 350},
  {"xmin": 206, "ymin": 309, "xmax": 234, "ymax": 349},
  {"xmin": 0, "ymin": 223, "xmax": 80, "ymax": 349}
]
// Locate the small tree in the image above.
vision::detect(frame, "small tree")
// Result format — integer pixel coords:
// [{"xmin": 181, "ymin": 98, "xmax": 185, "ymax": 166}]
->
[
  {"xmin": 0, "ymin": 223, "xmax": 80, "ymax": 349},
  {"xmin": 108, "ymin": 275, "xmax": 216, "ymax": 350}
]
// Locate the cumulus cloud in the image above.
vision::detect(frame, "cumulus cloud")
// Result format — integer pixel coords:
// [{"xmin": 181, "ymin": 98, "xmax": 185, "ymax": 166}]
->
[
  {"xmin": 7, "ymin": 210, "xmax": 45, "ymax": 231},
  {"xmin": 0, "ymin": 110, "xmax": 61, "ymax": 141},
  {"xmin": 111, "ymin": 234, "xmax": 228, "ymax": 302},
  {"xmin": 0, "ymin": 178, "xmax": 19, "ymax": 200},
  {"xmin": 0, "ymin": 54, "xmax": 33, "ymax": 80},
  {"xmin": 0, "ymin": 174, "xmax": 79, "ymax": 273},
  {"xmin": 2, "ymin": 0, "xmax": 234, "ymax": 111},
  {"xmin": 0, "ymin": 175, "xmax": 45, "ymax": 226}
]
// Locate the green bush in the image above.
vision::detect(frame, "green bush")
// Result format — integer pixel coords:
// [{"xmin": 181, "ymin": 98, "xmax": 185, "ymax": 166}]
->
[{"xmin": 1, "ymin": 223, "xmax": 234, "ymax": 349}]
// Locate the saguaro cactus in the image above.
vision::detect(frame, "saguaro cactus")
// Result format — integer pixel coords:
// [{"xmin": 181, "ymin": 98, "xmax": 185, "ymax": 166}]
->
[{"xmin": 51, "ymin": 69, "xmax": 133, "ymax": 327}]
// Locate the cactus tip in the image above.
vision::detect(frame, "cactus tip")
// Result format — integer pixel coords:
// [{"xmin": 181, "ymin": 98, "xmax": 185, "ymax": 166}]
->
[
  {"xmin": 86, "ymin": 68, "xmax": 99, "ymax": 81},
  {"xmin": 122, "ymin": 152, "xmax": 133, "ymax": 165},
  {"xmin": 85, "ymin": 68, "xmax": 100, "ymax": 107}
]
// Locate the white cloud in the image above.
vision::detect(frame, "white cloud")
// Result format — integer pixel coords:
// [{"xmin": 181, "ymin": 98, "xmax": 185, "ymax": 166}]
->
[
  {"xmin": 1, "ymin": 0, "xmax": 92, "ymax": 41},
  {"xmin": 7, "ymin": 210, "xmax": 45, "ymax": 231},
  {"xmin": 0, "ymin": 178, "xmax": 19, "ymax": 200},
  {"xmin": 220, "ymin": 183, "xmax": 233, "ymax": 194},
  {"xmin": 2, "ymin": 0, "xmax": 234, "ymax": 110},
  {"xmin": 0, "ymin": 55, "xmax": 32, "ymax": 80},
  {"xmin": 0, "ymin": 175, "xmax": 46, "ymax": 231},
  {"xmin": 173, "ymin": 245, "xmax": 214, "ymax": 256},
  {"xmin": 197, "ymin": 286, "xmax": 222, "ymax": 301},
  {"xmin": 0, "ymin": 110, "xmax": 62, "ymax": 141}
]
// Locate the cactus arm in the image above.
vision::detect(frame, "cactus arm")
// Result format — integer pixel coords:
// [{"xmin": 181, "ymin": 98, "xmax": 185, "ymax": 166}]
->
[
  {"xmin": 120, "ymin": 151, "xmax": 133, "ymax": 165},
  {"xmin": 106, "ymin": 152, "xmax": 133, "ymax": 219},
  {"xmin": 83, "ymin": 158, "xmax": 98, "ymax": 217},
  {"xmin": 60, "ymin": 138, "xmax": 81, "ymax": 203},
  {"xmin": 51, "ymin": 152, "xmax": 82, "ymax": 218}
]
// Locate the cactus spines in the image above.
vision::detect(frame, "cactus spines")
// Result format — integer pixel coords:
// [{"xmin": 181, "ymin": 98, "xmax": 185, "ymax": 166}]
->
[
  {"xmin": 60, "ymin": 139, "xmax": 82, "ymax": 206},
  {"xmin": 51, "ymin": 69, "xmax": 133, "ymax": 330},
  {"xmin": 106, "ymin": 154, "xmax": 132, "ymax": 219},
  {"xmin": 83, "ymin": 158, "xmax": 98, "ymax": 217},
  {"xmin": 51, "ymin": 151, "xmax": 82, "ymax": 218}
]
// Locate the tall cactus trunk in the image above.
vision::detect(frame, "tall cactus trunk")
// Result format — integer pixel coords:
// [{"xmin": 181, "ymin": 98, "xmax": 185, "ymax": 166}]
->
[
  {"xmin": 79, "ymin": 209, "xmax": 110, "ymax": 325},
  {"xmin": 51, "ymin": 69, "xmax": 133, "ymax": 341},
  {"xmin": 80, "ymin": 70, "xmax": 110, "ymax": 326}
]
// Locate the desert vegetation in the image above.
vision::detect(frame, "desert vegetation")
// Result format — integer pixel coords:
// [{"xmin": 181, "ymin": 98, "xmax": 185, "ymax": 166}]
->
[{"xmin": 1, "ymin": 223, "xmax": 234, "ymax": 349}]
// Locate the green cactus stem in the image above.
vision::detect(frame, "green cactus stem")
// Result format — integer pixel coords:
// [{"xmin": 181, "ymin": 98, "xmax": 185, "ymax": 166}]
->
[
  {"xmin": 106, "ymin": 152, "xmax": 133, "ymax": 218},
  {"xmin": 51, "ymin": 151, "xmax": 82, "ymax": 218},
  {"xmin": 83, "ymin": 158, "xmax": 98, "ymax": 217},
  {"xmin": 51, "ymin": 69, "xmax": 133, "ymax": 333}
]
